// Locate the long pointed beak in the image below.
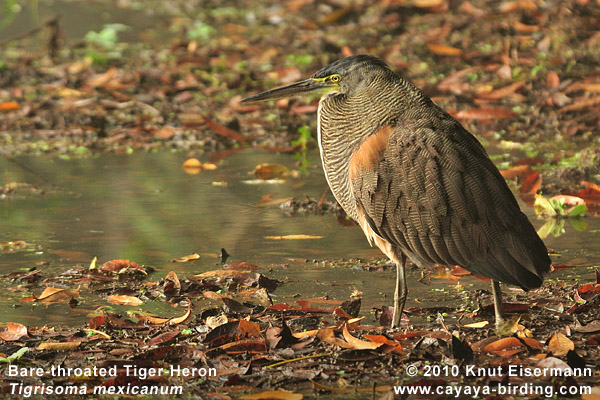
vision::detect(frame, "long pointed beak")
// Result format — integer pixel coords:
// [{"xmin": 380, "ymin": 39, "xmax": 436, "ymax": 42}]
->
[{"xmin": 241, "ymin": 78, "xmax": 329, "ymax": 103}]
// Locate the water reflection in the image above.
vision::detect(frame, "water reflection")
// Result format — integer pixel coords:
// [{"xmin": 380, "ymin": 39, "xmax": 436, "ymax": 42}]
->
[{"xmin": 0, "ymin": 150, "xmax": 598, "ymax": 325}]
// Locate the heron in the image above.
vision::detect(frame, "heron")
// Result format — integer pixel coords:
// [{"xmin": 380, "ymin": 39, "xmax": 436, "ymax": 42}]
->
[{"xmin": 242, "ymin": 54, "xmax": 551, "ymax": 329}]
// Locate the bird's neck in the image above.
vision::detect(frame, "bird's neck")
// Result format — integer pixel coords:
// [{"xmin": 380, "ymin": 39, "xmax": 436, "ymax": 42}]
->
[{"xmin": 317, "ymin": 76, "xmax": 427, "ymax": 219}]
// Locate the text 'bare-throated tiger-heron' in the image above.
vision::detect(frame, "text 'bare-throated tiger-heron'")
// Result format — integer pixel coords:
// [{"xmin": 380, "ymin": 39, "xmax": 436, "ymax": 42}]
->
[{"xmin": 242, "ymin": 55, "xmax": 551, "ymax": 329}]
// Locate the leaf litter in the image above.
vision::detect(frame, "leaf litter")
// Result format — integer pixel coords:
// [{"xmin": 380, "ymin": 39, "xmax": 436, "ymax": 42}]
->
[
  {"xmin": 1, "ymin": 253, "xmax": 599, "ymax": 397},
  {"xmin": 1, "ymin": 0, "xmax": 600, "ymax": 397}
]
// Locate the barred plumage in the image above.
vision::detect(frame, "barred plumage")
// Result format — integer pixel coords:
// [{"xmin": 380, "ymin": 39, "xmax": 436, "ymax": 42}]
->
[{"xmin": 242, "ymin": 54, "xmax": 551, "ymax": 330}]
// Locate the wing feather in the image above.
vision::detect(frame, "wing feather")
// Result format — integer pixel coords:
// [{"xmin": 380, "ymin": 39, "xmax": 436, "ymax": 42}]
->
[{"xmin": 350, "ymin": 118, "xmax": 551, "ymax": 289}]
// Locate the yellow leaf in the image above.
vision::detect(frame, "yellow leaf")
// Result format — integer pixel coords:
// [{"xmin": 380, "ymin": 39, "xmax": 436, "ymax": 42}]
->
[
  {"xmin": 342, "ymin": 323, "xmax": 382, "ymax": 350},
  {"xmin": 548, "ymin": 332, "xmax": 574, "ymax": 356},
  {"xmin": 171, "ymin": 253, "xmax": 200, "ymax": 263},
  {"xmin": 462, "ymin": 321, "xmax": 490, "ymax": 328}
]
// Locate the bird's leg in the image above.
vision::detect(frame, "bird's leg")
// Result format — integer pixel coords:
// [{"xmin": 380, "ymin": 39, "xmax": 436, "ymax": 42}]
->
[
  {"xmin": 491, "ymin": 279, "xmax": 505, "ymax": 330},
  {"xmin": 392, "ymin": 255, "xmax": 408, "ymax": 328}
]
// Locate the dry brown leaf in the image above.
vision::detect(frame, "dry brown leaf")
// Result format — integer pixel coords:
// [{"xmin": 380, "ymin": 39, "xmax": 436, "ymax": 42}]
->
[
  {"xmin": 316, "ymin": 326, "xmax": 353, "ymax": 349},
  {"xmin": 257, "ymin": 194, "xmax": 294, "ymax": 207},
  {"xmin": 500, "ymin": 165, "xmax": 534, "ymax": 180},
  {"xmin": 238, "ymin": 319, "xmax": 262, "ymax": 338},
  {"xmin": 202, "ymin": 115, "xmax": 252, "ymax": 142},
  {"xmin": 341, "ymin": 323, "xmax": 382, "ymax": 350},
  {"xmin": 35, "ymin": 286, "xmax": 80, "ymax": 304},
  {"xmin": 0, "ymin": 322, "xmax": 28, "ymax": 341},
  {"xmin": 427, "ymin": 44, "xmax": 463, "ymax": 56},
  {"xmin": 319, "ymin": 5, "xmax": 352, "ymax": 25},
  {"xmin": 519, "ymin": 171, "xmax": 541, "ymax": 195},
  {"xmin": 37, "ymin": 341, "xmax": 81, "ymax": 351},
  {"xmin": 136, "ymin": 314, "xmax": 170, "ymax": 324},
  {"xmin": 363, "ymin": 334, "xmax": 403, "ymax": 351},
  {"xmin": 478, "ymin": 81, "xmax": 525, "ymax": 100},
  {"xmin": 558, "ymin": 97, "xmax": 600, "ymax": 113},
  {"xmin": 482, "ymin": 337, "xmax": 523, "ymax": 353},
  {"xmin": 254, "ymin": 163, "xmax": 290, "ymax": 180},
  {"xmin": 194, "ymin": 269, "xmax": 251, "ymax": 279},
  {"xmin": 203, "ymin": 291, "xmax": 231, "ymax": 300},
  {"xmin": 455, "ymin": 107, "xmax": 517, "ymax": 120},
  {"xmin": 292, "ymin": 329, "xmax": 320, "ymax": 339},
  {"xmin": 107, "ymin": 295, "xmax": 144, "ymax": 306},
  {"xmin": 547, "ymin": 332, "xmax": 574, "ymax": 355},
  {"xmin": 169, "ymin": 303, "xmax": 192, "ymax": 325},
  {"xmin": 546, "ymin": 71, "xmax": 560, "ymax": 88},
  {"xmin": 86, "ymin": 67, "xmax": 117, "ymax": 88},
  {"xmin": 165, "ymin": 271, "xmax": 181, "ymax": 290}
]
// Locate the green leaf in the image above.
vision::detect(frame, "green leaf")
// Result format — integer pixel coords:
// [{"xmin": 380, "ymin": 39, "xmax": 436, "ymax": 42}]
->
[
  {"xmin": 0, "ymin": 347, "xmax": 28, "ymax": 363},
  {"xmin": 567, "ymin": 204, "xmax": 587, "ymax": 217},
  {"xmin": 534, "ymin": 195, "xmax": 557, "ymax": 217},
  {"xmin": 569, "ymin": 217, "xmax": 588, "ymax": 232}
]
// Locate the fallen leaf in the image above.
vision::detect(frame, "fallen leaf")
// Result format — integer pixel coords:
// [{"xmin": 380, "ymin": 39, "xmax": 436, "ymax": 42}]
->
[
  {"xmin": 0, "ymin": 101, "xmax": 21, "ymax": 111},
  {"xmin": 558, "ymin": 97, "xmax": 600, "ymax": 113},
  {"xmin": 546, "ymin": 71, "xmax": 560, "ymax": 88},
  {"xmin": 171, "ymin": 253, "xmax": 201, "ymax": 263},
  {"xmin": 182, "ymin": 158, "xmax": 203, "ymax": 174},
  {"xmin": 316, "ymin": 326, "xmax": 353, "ymax": 349},
  {"xmin": 482, "ymin": 337, "xmax": 523, "ymax": 353},
  {"xmin": 37, "ymin": 341, "xmax": 81, "ymax": 351},
  {"xmin": 581, "ymin": 181, "xmax": 600, "ymax": 192},
  {"xmin": 254, "ymin": 163, "xmax": 290, "ymax": 180},
  {"xmin": 454, "ymin": 107, "xmax": 517, "ymax": 120},
  {"xmin": 427, "ymin": 44, "xmax": 463, "ymax": 56},
  {"xmin": 33, "ymin": 286, "xmax": 80, "ymax": 304},
  {"xmin": 240, "ymin": 390, "xmax": 303, "ymax": 400},
  {"xmin": 547, "ymin": 332, "xmax": 574, "ymax": 355},
  {"xmin": 155, "ymin": 126, "xmax": 176, "ymax": 140},
  {"xmin": 99, "ymin": 259, "xmax": 146, "ymax": 274},
  {"xmin": 107, "ymin": 295, "xmax": 144, "ymax": 306},
  {"xmin": 478, "ymin": 81, "xmax": 525, "ymax": 100},
  {"xmin": 462, "ymin": 321, "xmax": 489, "ymax": 329},
  {"xmin": 310, "ymin": 380, "xmax": 393, "ymax": 393},
  {"xmin": 202, "ymin": 115, "xmax": 252, "ymax": 142},
  {"xmin": 238, "ymin": 320, "xmax": 262, "ymax": 338},
  {"xmin": 264, "ymin": 235, "xmax": 323, "ymax": 240},
  {"xmin": 257, "ymin": 194, "xmax": 294, "ymax": 206},
  {"xmin": 341, "ymin": 323, "xmax": 382, "ymax": 350},
  {"xmin": 574, "ymin": 320, "xmax": 600, "ymax": 333},
  {"xmin": 582, "ymin": 387, "xmax": 600, "ymax": 400},
  {"xmin": 500, "ymin": 165, "xmax": 535, "ymax": 180},
  {"xmin": 169, "ymin": 303, "xmax": 192, "ymax": 325},
  {"xmin": 0, "ymin": 322, "xmax": 28, "ymax": 341},
  {"xmin": 146, "ymin": 330, "xmax": 180, "ymax": 346},
  {"xmin": 194, "ymin": 269, "xmax": 251, "ymax": 279}
]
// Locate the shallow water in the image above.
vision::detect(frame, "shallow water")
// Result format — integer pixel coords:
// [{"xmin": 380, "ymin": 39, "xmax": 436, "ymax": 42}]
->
[{"xmin": 1, "ymin": 149, "xmax": 598, "ymax": 326}]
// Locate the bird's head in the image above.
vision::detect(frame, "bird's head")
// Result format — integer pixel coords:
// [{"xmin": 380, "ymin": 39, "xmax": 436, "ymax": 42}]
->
[{"xmin": 241, "ymin": 55, "xmax": 392, "ymax": 103}]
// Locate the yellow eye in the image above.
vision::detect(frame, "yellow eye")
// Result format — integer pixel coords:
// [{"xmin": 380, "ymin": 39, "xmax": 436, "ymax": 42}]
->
[{"xmin": 329, "ymin": 74, "xmax": 341, "ymax": 83}]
